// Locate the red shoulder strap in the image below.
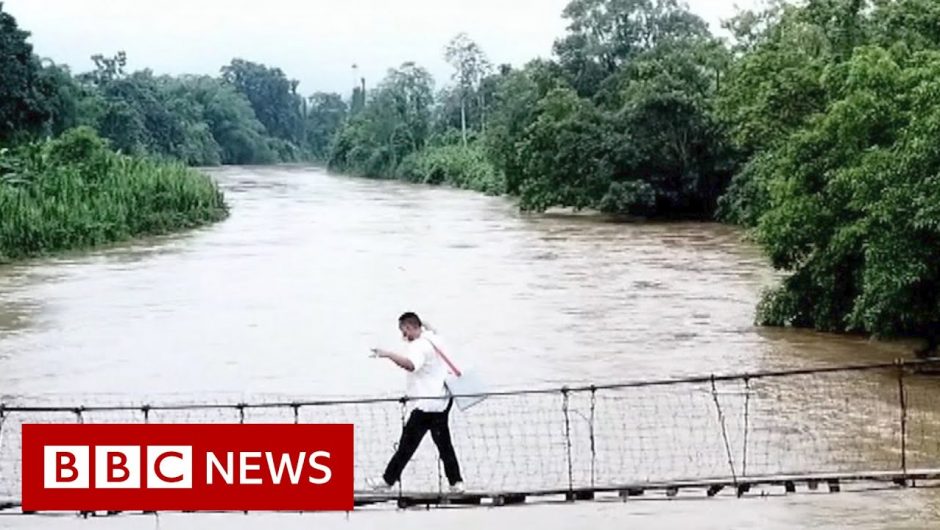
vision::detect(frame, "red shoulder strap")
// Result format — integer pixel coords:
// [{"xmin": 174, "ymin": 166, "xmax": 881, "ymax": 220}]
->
[{"xmin": 425, "ymin": 337, "xmax": 462, "ymax": 377}]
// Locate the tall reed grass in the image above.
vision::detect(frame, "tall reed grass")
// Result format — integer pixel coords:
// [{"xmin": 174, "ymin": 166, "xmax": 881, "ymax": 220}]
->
[{"xmin": 0, "ymin": 127, "xmax": 228, "ymax": 262}]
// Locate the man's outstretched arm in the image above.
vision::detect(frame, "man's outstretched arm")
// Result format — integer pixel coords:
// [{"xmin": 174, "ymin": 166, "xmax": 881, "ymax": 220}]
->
[{"xmin": 371, "ymin": 348, "xmax": 415, "ymax": 372}]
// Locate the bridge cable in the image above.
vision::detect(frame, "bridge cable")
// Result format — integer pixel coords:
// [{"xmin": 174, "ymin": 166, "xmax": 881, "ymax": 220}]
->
[{"xmin": 710, "ymin": 376, "xmax": 738, "ymax": 485}]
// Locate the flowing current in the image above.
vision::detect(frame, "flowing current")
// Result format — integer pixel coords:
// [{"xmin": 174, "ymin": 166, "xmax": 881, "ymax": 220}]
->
[{"xmin": 0, "ymin": 166, "xmax": 937, "ymax": 529}]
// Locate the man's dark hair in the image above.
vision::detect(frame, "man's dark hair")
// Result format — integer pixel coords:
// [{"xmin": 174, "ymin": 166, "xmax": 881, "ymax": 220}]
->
[{"xmin": 398, "ymin": 312, "xmax": 422, "ymax": 327}]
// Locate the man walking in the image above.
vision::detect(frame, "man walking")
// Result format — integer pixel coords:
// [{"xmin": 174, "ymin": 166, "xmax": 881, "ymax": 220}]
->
[{"xmin": 367, "ymin": 312, "xmax": 465, "ymax": 493}]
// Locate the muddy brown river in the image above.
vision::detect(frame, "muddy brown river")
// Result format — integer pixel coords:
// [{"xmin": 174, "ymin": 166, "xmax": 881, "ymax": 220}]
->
[{"xmin": 0, "ymin": 166, "xmax": 937, "ymax": 529}]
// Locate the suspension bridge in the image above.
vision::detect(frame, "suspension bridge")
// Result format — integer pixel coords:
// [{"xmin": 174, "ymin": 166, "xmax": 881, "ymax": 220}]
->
[{"xmin": 2, "ymin": 359, "xmax": 940, "ymax": 515}]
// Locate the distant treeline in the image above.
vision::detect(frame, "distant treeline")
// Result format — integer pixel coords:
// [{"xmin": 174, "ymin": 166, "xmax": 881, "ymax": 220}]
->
[{"xmin": 1, "ymin": 7, "xmax": 346, "ymax": 165}]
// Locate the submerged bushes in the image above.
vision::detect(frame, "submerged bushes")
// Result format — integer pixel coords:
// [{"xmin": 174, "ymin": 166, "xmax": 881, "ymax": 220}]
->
[
  {"xmin": 397, "ymin": 144, "xmax": 504, "ymax": 195},
  {"xmin": 0, "ymin": 127, "xmax": 228, "ymax": 262}
]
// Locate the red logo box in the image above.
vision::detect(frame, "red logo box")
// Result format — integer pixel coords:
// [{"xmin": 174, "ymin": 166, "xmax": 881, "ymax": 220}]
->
[{"xmin": 22, "ymin": 424, "xmax": 354, "ymax": 511}]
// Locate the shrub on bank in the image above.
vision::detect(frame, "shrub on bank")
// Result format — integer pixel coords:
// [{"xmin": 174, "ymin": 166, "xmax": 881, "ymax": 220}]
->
[
  {"xmin": 0, "ymin": 127, "xmax": 228, "ymax": 262},
  {"xmin": 397, "ymin": 144, "xmax": 505, "ymax": 195}
]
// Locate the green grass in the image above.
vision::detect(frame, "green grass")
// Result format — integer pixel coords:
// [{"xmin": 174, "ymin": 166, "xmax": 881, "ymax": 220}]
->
[{"xmin": 0, "ymin": 127, "xmax": 228, "ymax": 263}]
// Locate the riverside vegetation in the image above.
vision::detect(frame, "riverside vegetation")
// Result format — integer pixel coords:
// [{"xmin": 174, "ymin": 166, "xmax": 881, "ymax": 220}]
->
[{"xmin": 1, "ymin": 0, "xmax": 938, "ymax": 351}]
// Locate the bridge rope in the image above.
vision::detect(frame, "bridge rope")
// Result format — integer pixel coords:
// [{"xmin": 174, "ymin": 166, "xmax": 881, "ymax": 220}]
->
[{"xmin": 711, "ymin": 375, "xmax": 738, "ymax": 486}]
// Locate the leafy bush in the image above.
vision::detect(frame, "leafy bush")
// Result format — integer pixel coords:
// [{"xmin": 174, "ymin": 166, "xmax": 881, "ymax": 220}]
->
[
  {"xmin": 749, "ymin": 47, "xmax": 940, "ymax": 339},
  {"xmin": 597, "ymin": 180, "xmax": 657, "ymax": 216},
  {"xmin": 397, "ymin": 144, "xmax": 504, "ymax": 195}
]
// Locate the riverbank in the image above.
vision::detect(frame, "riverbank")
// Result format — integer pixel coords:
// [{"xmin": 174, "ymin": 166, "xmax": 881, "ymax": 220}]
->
[{"xmin": 0, "ymin": 128, "xmax": 228, "ymax": 263}]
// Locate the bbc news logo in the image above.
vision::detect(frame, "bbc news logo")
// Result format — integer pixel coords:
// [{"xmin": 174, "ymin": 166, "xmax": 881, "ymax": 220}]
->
[
  {"xmin": 43, "ymin": 446, "xmax": 333, "ymax": 489},
  {"xmin": 22, "ymin": 424, "xmax": 354, "ymax": 511}
]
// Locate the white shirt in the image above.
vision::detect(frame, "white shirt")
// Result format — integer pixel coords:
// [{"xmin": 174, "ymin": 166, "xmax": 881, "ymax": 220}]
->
[{"xmin": 403, "ymin": 331, "xmax": 450, "ymax": 412}]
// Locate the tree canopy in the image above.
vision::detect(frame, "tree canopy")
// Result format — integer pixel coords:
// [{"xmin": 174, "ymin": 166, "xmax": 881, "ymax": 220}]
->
[{"xmin": 0, "ymin": 3, "xmax": 345, "ymax": 165}]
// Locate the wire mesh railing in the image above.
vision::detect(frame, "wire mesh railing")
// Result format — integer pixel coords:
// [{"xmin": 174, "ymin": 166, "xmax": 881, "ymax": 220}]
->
[{"xmin": 2, "ymin": 359, "xmax": 940, "ymax": 509}]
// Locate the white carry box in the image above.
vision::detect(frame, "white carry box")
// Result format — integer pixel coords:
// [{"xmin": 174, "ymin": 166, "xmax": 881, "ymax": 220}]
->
[{"xmin": 425, "ymin": 336, "xmax": 487, "ymax": 411}]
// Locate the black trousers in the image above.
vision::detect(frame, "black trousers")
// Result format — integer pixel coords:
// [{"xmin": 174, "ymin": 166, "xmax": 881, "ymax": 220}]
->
[{"xmin": 383, "ymin": 398, "xmax": 463, "ymax": 486}]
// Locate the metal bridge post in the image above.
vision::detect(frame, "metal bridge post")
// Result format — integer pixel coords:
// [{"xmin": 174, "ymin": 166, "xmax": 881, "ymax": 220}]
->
[
  {"xmin": 562, "ymin": 388, "xmax": 573, "ymax": 496},
  {"xmin": 589, "ymin": 386, "xmax": 596, "ymax": 490},
  {"xmin": 398, "ymin": 397, "xmax": 407, "ymax": 500},
  {"xmin": 742, "ymin": 377, "xmax": 750, "ymax": 478},
  {"xmin": 897, "ymin": 361, "xmax": 908, "ymax": 475}
]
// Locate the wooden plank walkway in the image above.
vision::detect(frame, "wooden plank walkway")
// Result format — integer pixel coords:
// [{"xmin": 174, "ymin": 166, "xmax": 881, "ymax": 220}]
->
[
  {"xmin": 1, "ymin": 469, "xmax": 938, "ymax": 516},
  {"xmin": 353, "ymin": 469, "xmax": 940, "ymax": 508}
]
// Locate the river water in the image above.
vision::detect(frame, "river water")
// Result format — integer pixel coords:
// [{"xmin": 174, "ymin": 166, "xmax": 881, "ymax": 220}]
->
[{"xmin": 0, "ymin": 166, "xmax": 937, "ymax": 528}]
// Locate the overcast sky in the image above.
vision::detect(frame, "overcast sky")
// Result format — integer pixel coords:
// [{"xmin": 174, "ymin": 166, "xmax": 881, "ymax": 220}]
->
[{"xmin": 5, "ymin": 0, "xmax": 755, "ymax": 96}]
